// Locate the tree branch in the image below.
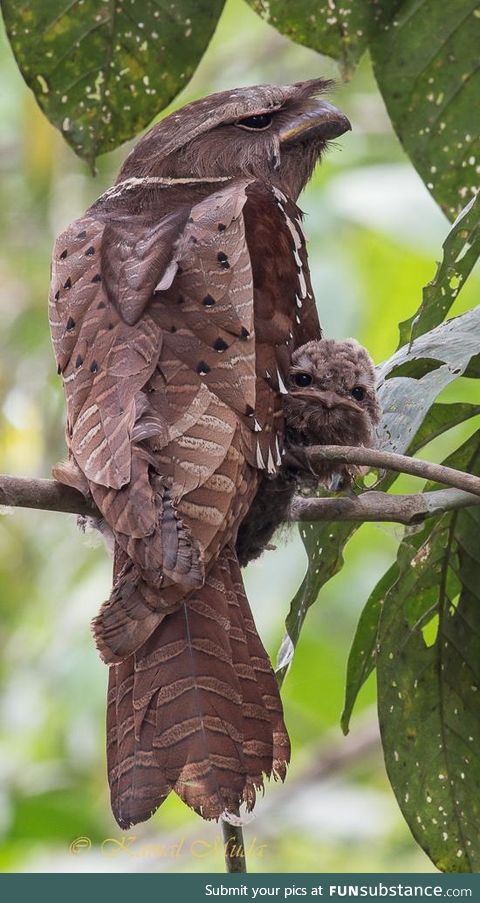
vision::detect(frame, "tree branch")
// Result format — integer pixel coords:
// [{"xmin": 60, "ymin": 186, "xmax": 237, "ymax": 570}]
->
[
  {"xmin": 289, "ymin": 487, "xmax": 480, "ymax": 526},
  {"xmin": 2, "ymin": 446, "xmax": 480, "ymax": 530},
  {"xmin": 0, "ymin": 474, "xmax": 97, "ymax": 517},
  {"xmin": 285, "ymin": 444, "xmax": 480, "ymax": 497}
]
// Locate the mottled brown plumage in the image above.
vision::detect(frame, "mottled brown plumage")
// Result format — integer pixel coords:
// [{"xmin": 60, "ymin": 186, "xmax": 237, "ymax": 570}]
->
[
  {"xmin": 49, "ymin": 81, "xmax": 350, "ymax": 827},
  {"xmin": 237, "ymin": 338, "xmax": 380, "ymax": 566},
  {"xmin": 285, "ymin": 338, "xmax": 380, "ymax": 475}
]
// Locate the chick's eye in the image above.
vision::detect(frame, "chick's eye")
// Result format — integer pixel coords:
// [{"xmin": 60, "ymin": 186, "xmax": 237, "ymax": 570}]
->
[
  {"xmin": 236, "ymin": 113, "xmax": 273, "ymax": 131},
  {"xmin": 293, "ymin": 372, "xmax": 313, "ymax": 388},
  {"xmin": 351, "ymin": 386, "xmax": 365, "ymax": 401}
]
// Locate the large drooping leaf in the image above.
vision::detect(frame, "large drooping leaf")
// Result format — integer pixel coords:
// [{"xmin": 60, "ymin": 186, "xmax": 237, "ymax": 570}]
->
[
  {"xmin": 276, "ymin": 519, "xmax": 356, "ymax": 682},
  {"xmin": 278, "ymin": 306, "xmax": 480, "ymax": 680},
  {"xmin": 0, "ymin": 0, "xmax": 225, "ymax": 165},
  {"xmin": 376, "ymin": 432, "xmax": 480, "ymax": 872},
  {"xmin": 341, "ymin": 561, "xmax": 397, "ymax": 735},
  {"xmin": 370, "ymin": 2, "xmax": 480, "ymax": 220},
  {"xmin": 341, "ymin": 401, "xmax": 480, "ymax": 733},
  {"xmin": 398, "ymin": 193, "xmax": 480, "ymax": 348},
  {"xmin": 246, "ymin": 0, "xmax": 398, "ymax": 76}
]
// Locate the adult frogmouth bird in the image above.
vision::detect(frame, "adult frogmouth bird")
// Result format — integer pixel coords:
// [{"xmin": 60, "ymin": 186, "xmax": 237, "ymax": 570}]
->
[
  {"xmin": 49, "ymin": 81, "xmax": 351, "ymax": 827},
  {"xmin": 237, "ymin": 338, "xmax": 381, "ymax": 566}
]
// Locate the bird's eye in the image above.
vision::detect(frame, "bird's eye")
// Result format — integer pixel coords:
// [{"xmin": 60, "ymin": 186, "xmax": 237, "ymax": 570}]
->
[
  {"xmin": 351, "ymin": 386, "xmax": 365, "ymax": 401},
  {"xmin": 293, "ymin": 372, "xmax": 313, "ymax": 388},
  {"xmin": 236, "ymin": 113, "xmax": 273, "ymax": 131}
]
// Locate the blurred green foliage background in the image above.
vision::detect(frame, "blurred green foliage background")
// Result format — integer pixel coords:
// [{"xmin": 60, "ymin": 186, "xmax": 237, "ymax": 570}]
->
[{"xmin": 0, "ymin": 0, "xmax": 478, "ymax": 874}]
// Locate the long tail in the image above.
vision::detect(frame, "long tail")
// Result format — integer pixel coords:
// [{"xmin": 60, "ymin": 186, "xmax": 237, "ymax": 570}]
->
[{"xmin": 106, "ymin": 545, "xmax": 290, "ymax": 827}]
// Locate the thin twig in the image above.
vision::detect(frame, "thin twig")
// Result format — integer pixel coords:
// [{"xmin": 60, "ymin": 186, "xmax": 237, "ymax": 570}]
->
[
  {"xmin": 287, "ymin": 445, "xmax": 480, "ymax": 497},
  {"xmin": 221, "ymin": 819, "xmax": 247, "ymax": 873}
]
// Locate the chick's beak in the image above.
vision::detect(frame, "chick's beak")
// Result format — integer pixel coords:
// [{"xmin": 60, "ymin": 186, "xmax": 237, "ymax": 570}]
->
[
  {"xmin": 279, "ymin": 99, "xmax": 351, "ymax": 145},
  {"xmin": 289, "ymin": 387, "xmax": 361, "ymax": 413}
]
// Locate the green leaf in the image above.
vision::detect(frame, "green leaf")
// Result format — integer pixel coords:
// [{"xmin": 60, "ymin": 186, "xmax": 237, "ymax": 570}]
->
[
  {"xmin": 246, "ymin": 0, "xmax": 374, "ymax": 75},
  {"xmin": 1, "ymin": 0, "xmax": 225, "ymax": 164},
  {"xmin": 377, "ymin": 432, "xmax": 480, "ymax": 872},
  {"xmin": 408, "ymin": 402, "xmax": 480, "ymax": 456},
  {"xmin": 276, "ymin": 520, "xmax": 355, "ymax": 683},
  {"xmin": 341, "ymin": 400, "xmax": 480, "ymax": 734},
  {"xmin": 341, "ymin": 562, "xmax": 398, "ymax": 735},
  {"xmin": 398, "ymin": 193, "xmax": 480, "ymax": 347},
  {"xmin": 370, "ymin": 2, "xmax": 480, "ymax": 220},
  {"xmin": 465, "ymin": 352, "xmax": 480, "ymax": 378}
]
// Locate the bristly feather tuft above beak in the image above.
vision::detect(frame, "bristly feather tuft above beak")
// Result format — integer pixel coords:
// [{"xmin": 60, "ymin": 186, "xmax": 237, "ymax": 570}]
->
[{"xmin": 279, "ymin": 99, "xmax": 351, "ymax": 145}]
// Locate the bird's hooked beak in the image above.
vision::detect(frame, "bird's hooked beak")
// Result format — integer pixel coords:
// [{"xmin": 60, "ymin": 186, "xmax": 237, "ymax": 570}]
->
[{"xmin": 279, "ymin": 99, "xmax": 351, "ymax": 145}]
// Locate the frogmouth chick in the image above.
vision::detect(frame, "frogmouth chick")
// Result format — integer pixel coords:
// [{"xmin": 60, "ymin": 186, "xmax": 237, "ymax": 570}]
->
[
  {"xmin": 284, "ymin": 337, "xmax": 381, "ymax": 488},
  {"xmin": 236, "ymin": 338, "xmax": 381, "ymax": 566}
]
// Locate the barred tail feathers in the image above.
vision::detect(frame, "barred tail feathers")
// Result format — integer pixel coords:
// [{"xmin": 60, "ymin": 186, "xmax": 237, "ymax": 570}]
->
[{"xmin": 106, "ymin": 546, "xmax": 289, "ymax": 827}]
